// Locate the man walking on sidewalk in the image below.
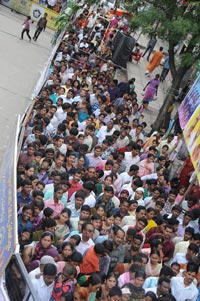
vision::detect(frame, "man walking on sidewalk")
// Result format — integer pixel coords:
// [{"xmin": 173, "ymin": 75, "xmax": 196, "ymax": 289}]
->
[
  {"xmin": 142, "ymin": 34, "xmax": 157, "ymax": 61},
  {"xmin": 33, "ymin": 13, "xmax": 48, "ymax": 41}
]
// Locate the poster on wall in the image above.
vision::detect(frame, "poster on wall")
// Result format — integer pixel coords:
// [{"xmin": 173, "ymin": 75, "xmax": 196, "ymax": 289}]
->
[
  {"xmin": 2, "ymin": 0, "xmax": 31, "ymax": 15},
  {"xmin": 29, "ymin": 2, "xmax": 58, "ymax": 30},
  {"xmin": 0, "ymin": 137, "xmax": 16, "ymax": 276},
  {"xmin": 183, "ymin": 106, "xmax": 200, "ymax": 184},
  {"xmin": 178, "ymin": 75, "xmax": 200, "ymax": 129}
]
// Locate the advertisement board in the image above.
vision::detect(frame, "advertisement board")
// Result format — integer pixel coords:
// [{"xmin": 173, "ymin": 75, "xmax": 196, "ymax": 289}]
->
[
  {"xmin": 2, "ymin": 0, "xmax": 58, "ymax": 30},
  {"xmin": 1, "ymin": 0, "xmax": 31, "ymax": 15},
  {"xmin": 183, "ymin": 106, "xmax": 200, "ymax": 183},
  {"xmin": 0, "ymin": 137, "xmax": 17, "ymax": 276},
  {"xmin": 178, "ymin": 75, "xmax": 200, "ymax": 129},
  {"xmin": 179, "ymin": 74, "xmax": 200, "ymax": 184},
  {"xmin": 29, "ymin": 2, "xmax": 58, "ymax": 30}
]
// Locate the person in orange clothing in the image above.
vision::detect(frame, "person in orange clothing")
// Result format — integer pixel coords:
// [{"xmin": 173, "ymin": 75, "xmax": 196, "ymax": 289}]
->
[
  {"xmin": 79, "ymin": 243, "xmax": 105, "ymax": 275},
  {"xmin": 145, "ymin": 47, "xmax": 163, "ymax": 76}
]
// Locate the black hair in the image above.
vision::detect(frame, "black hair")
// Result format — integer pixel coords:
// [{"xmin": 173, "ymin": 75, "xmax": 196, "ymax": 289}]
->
[
  {"xmin": 96, "ymin": 204, "xmax": 105, "ymax": 212},
  {"xmin": 32, "ymin": 190, "xmax": 44, "ymax": 198},
  {"xmin": 150, "ymin": 248, "xmax": 160, "ymax": 257},
  {"xmin": 32, "ymin": 199, "xmax": 44, "ymax": 211},
  {"xmin": 71, "ymin": 251, "xmax": 83, "ymax": 264},
  {"xmin": 103, "ymin": 240, "xmax": 113, "ymax": 252},
  {"xmin": 171, "ymin": 205, "xmax": 182, "ymax": 213},
  {"xmin": 185, "ymin": 226, "xmax": 194, "ymax": 237},
  {"xmin": 156, "ymin": 200, "xmax": 165, "ymax": 208},
  {"xmin": 150, "ymin": 239, "xmax": 163, "ymax": 249},
  {"xmin": 43, "ymin": 263, "xmax": 57, "ymax": 276},
  {"xmin": 158, "ymin": 276, "xmax": 170, "ymax": 286},
  {"xmin": 167, "ymin": 217, "xmax": 179, "ymax": 226},
  {"xmin": 134, "ymin": 234, "xmax": 143, "ymax": 243},
  {"xmin": 135, "ymin": 269, "xmax": 146, "ymax": 280},
  {"xmin": 22, "ymin": 204, "xmax": 34, "ymax": 213},
  {"xmin": 75, "ymin": 189, "xmax": 86, "ymax": 200},
  {"xmin": 104, "ymin": 185, "xmax": 114, "ymax": 193},
  {"xmin": 171, "ymin": 262, "xmax": 180, "ymax": 269},
  {"xmin": 147, "ymin": 207, "xmax": 155, "ymax": 214},
  {"xmin": 83, "ymin": 181, "xmax": 95, "ymax": 192},
  {"xmin": 21, "ymin": 179, "xmax": 32, "ymax": 187},
  {"xmin": 82, "ymin": 222, "xmax": 93, "ymax": 232},
  {"xmin": 159, "ymin": 266, "xmax": 175, "ymax": 277},
  {"xmin": 84, "ymin": 272, "xmax": 101, "ymax": 287},
  {"xmin": 70, "ymin": 235, "xmax": 81, "ymax": 246},
  {"xmin": 54, "ymin": 184, "xmax": 63, "ymax": 193},
  {"xmin": 137, "ymin": 217, "xmax": 148, "ymax": 227},
  {"xmin": 62, "ymin": 241, "xmax": 74, "ymax": 252},
  {"xmin": 131, "ymin": 254, "xmax": 143, "ymax": 263},
  {"xmin": 41, "ymin": 231, "xmax": 54, "ymax": 241},
  {"xmin": 81, "ymin": 205, "xmax": 91, "ymax": 213},
  {"xmin": 109, "ymin": 286, "xmax": 122, "ymax": 297},
  {"xmin": 91, "ymin": 213, "xmax": 101, "ymax": 221},
  {"xmin": 136, "ymin": 206, "xmax": 146, "ymax": 213},
  {"xmin": 188, "ymin": 243, "xmax": 199, "ymax": 254},
  {"xmin": 145, "ymin": 291, "xmax": 157, "ymax": 301},
  {"xmin": 63, "ymin": 263, "xmax": 77, "ymax": 276},
  {"xmin": 129, "ymin": 263, "xmax": 141, "ymax": 274},
  {"xmin": 43, "ymin": 207, "xmax": 54, "ymax": 217},
  {"xmin": 42, "ymin": 217, "xmax": 57, "ymax": 230},
  {"xmin": 113, "ymin": 213, "xmax": 122, "ymax": 220},
  {"xmin": 127, "ymin": 228, "xmax": 136, "ymax": 237},
  {"xmin": 94, "ymin": 243, "xmax": 105, "ymax": 255}
]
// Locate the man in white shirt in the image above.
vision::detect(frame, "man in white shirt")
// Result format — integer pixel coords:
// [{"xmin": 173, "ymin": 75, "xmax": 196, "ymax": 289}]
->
[
  {"xmin": 79, "ymin": 37, "xmax": 89, "ymax": 49},
  {"xmin": 27, "ymin": 263, "xmax": 57, "ymax": 301},
  {"xmin": 130, "ymin": 125, "xmax": 144, "ymax": 142},
  {"xmin": 145, "ymin": 276, "xmax": 171, "ymax": 298},
  {"xmin": 170, "ymin": 243, "xmax": 199, "ymax": 267},
  {"xmin": 170, "ymin": 262, "xmax": 199, "ymax": 301},
  {"xmin": 76, "ymin": 222, "xmax": 95, "ymax": 255},
  {"xmin": 158, "ymin": 133, "xmax": 175, "ymax": 154},
  {"xmin": 115, "ymin": 128, "xmax": 130, "ymax": 149},
  {"xmin": 124, "ymin": 143, "xmax": 141, "ymax": 172},
  {"xmin": 29, "ymin": 256, "xmax": 57, "ymax": 281},
  {"xmin": 120, "ymin": 164, "xmax": 139, "ymax": 185},
  {"xmin": 97, "ymin": 120, "xmax": 116, "ymax": 144},
  {"xmin": 83, "ymin": 125, "xmax": 94, "ymax": 151}
]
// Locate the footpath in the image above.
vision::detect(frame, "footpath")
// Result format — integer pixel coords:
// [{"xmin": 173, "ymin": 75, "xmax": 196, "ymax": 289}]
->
[{"xmin": 115, "ymin": 33, "xmax": 177, "ymax": 132}]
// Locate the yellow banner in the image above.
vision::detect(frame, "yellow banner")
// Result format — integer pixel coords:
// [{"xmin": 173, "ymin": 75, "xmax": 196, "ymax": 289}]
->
[
  {"xmin": 183, "ymin": 105, "xmax": 200, "ymax": 184},
  {"xmin": 29, "ymin": 1, "xmax": 59, "ymax": 30},
  {"xmin": 2, "ymin": 0, "xmax": 31, "ymax": 15}
]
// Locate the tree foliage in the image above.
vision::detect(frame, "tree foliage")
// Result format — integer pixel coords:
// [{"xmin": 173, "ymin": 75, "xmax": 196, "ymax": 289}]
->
[
  {"xmin": 129, "ymin": 0, "xmax": 200, "ymax": 77},
  {"xmin": 127, "ymin": 0, "xmax": 200, "ymax": 131}
]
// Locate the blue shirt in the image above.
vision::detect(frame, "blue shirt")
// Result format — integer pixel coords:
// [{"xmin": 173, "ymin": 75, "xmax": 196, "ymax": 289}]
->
[
  {"xmin": 18, "ymin": 215, "xmax": 33, "ymax": 236},
  {"xmin": 17, "ymin": 192, "xmax": 32, "ymax": 206}
]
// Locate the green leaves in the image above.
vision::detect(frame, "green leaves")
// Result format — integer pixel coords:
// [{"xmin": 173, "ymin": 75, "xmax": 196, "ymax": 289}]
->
[{"xmin": 54, "ymin": 0, "xmax": 80, "ymax": 31}]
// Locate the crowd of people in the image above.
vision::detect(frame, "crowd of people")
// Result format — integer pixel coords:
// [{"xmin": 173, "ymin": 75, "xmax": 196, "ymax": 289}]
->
[{"xmin": 16, "ymin": 5, "xmax": 200, "ymax": 301}]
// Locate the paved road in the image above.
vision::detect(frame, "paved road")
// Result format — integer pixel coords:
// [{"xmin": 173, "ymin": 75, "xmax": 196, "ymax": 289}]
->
[
  {"xmin": 0, "ymin": 5, "xmax": 54, "ymax": 159},
  {"xmin": 114, "ymin": 32, "xmax": 177, "ymax": 133}
]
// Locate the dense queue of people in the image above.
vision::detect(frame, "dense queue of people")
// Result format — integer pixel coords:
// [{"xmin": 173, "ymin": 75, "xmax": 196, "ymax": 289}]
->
[{"xmin": 16, "ymin": 6, "xmax": 200, "ymax": 301}]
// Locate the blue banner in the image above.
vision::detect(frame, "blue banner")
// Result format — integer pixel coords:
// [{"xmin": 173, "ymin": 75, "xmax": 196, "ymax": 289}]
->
[{"xmin": 0, "ymin": 136, "xmax": 17, "ymax": 276}]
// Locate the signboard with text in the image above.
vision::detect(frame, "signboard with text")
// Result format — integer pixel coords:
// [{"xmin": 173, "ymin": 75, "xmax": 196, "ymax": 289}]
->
[
  {"xmin": 0, "ymin": 137, "xmax": 17, "ymax": 276},
  {"xmin": 179, "ymin": 74, "xmax": 200, "ymax": 184}
]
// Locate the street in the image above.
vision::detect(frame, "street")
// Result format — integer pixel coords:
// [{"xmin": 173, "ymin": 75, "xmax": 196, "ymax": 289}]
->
[{"xmin": 0, "ymin": 5, "xmax": 54, "ymax": 159}]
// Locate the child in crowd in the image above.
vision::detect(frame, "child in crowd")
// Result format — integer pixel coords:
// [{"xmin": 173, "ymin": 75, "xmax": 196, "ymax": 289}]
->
[{"xmin": 50, "ymin": 264, "xmax": 77, "ymax": 301}]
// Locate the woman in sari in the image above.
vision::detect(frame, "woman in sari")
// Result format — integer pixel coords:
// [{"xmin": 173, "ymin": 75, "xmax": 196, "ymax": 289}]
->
[
  {"xmin": 142, "ymin": 74, "xmax": 160, "ymax": 108},
  {"xmin": 22, "ymin": 231, "xmax": 59, "ymax": 272}
]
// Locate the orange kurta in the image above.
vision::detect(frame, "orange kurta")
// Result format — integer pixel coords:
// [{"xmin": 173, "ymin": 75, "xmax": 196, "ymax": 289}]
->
[
  {"xmin": 79, "ymin": 246, "xmax": 100, "ymax": 274},
  {"xmin": 146, "ymin": 50, "xmax": 163, "ymax": 73}
]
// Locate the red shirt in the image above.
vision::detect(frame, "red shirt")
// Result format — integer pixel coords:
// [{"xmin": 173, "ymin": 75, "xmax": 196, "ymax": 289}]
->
[{"xmin": 67, "ymin": 180, "xmax": 82, "ymax": 201}]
